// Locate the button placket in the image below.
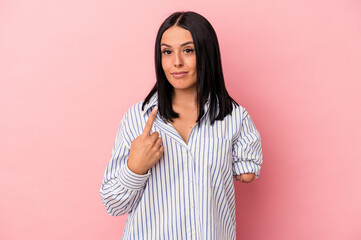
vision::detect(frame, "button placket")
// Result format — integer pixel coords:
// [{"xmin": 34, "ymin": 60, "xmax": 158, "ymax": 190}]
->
[
  {"xmin": 187, "ymin": 126, "xmax": 202, "ymax": 240},
  {"xmin": 187, "ymin": 146, "xmax": 201, "ymax": 239}
]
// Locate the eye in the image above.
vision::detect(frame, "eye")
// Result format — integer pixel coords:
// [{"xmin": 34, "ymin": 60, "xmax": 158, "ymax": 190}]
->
[
  {"xmin": 162, "ymin": 49, "xmax": 171, "ymax": 55},
  {"xmin": 184, "ymin": 48, "xmax": 194, "ymax": 53}
]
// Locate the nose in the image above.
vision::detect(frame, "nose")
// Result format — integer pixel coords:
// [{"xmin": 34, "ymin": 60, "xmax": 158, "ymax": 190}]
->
[{"xmin": 174, "ymin": 52, "xmax": 183, "ymax": 67}]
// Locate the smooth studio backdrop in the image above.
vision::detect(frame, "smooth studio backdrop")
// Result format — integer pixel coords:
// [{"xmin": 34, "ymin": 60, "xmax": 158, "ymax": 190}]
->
[{"xmin": 1, "ymin": 0, "xmax": 360, "ymax": 239}]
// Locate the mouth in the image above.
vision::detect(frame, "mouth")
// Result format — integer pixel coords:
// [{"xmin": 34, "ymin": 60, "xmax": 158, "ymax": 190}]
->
[{"xmin": 171, "ymin": 71, "xmax": 188, "ymax": 78}]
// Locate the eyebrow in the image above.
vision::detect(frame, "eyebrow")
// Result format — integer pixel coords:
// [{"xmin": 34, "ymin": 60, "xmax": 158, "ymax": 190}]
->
[{"xmin": 161, "ymin": 41, "xmax": 194, "ymax": 47}]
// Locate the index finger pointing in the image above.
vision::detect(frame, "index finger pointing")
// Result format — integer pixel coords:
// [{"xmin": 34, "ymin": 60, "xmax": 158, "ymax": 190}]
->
[{"xmin": 143, "ymin": 106, "xmax": 158, "ymax": 135}]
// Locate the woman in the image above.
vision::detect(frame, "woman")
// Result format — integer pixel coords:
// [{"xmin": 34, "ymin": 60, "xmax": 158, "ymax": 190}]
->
[{"xmin": 100, "ymin": 11, "xmax": 263, "ymax": 240}]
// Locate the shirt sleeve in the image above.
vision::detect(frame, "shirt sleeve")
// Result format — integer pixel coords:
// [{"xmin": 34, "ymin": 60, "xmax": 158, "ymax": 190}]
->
[
  {"xmin": 232, "ymin": 108, "xmax": 263, "ymax": 179},
  {"xmin": 99, "ymin": 110, "xmax": 151, "ymax": 216}
]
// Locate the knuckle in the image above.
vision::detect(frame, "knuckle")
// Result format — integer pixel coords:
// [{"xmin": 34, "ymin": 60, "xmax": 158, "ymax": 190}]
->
[
  {"xmin": 139, "ymin": 135, "xmax": 146, "ymax": 142},
  {"xmin": 152, "ymin": 134, "xmax": 159, "ymax": 141},
  {"xmin": 146, "ymin": 139, "xmax": 153, "ymax": 147}
]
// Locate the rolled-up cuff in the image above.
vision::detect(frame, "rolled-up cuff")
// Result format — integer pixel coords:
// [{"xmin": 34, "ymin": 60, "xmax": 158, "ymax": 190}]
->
[
  {"xmin": 233, "ymin": 160, "xmax": 261, "ymax": 179},
  {"xmin": 118, "ymin": 163, "xmax": 151, "ymax": 190}
]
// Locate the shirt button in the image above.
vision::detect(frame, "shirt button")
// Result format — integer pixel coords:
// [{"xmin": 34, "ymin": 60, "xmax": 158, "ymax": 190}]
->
[{"xmin": 191, "ymin": 203, "xmax": 195, "ymax": 208}]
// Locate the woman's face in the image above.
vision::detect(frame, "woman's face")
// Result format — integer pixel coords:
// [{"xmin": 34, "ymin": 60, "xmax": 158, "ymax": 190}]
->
[{"xmin": 160, "ymin": 26, "xmax": 197, "ymax": 92}]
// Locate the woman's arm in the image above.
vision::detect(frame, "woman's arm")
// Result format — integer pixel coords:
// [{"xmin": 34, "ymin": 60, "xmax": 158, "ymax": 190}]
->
[
  {"xmin": 232, "ymin": 108, "xmax": 263, "ymax": 182},
  {"xmin": 99, "ymin": 110, "xmax": 151, "ymax": 216},
  {"xmin": 100, "ymin": 106, "xmax": 163, "ymax": 216},
  {"xmin": 234, "ymin": 173, "xmax": 256, "ymax": 183}
]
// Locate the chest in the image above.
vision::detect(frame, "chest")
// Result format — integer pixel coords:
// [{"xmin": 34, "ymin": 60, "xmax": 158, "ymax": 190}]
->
[{"xmin": 168, "ymin": 109, "xmax": 198, "ymax": 144}]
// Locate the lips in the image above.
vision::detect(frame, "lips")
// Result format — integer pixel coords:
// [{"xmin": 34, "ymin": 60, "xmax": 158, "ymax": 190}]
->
[{"xmin": 171, "ymin": 71, "xmax": 188, "ymax": 78}]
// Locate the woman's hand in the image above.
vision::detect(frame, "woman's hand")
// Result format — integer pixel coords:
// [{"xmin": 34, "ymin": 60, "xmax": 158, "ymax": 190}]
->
[
  {"xmin": 127, "ymin": 106, "xmax": 164, "ymax": 175},
  {"xmin": 235, "ymin": 173, "xmax": 255, "ymax": 183}
]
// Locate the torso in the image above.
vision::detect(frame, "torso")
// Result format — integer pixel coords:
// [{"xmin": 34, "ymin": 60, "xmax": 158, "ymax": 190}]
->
[{"xmin": 168, "ymin": 105, "xmax": 198, "ymax": 144}]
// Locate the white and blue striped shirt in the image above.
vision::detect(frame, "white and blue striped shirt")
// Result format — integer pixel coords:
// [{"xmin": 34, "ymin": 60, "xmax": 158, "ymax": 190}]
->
[{"xmin": 100, "ymin": 92, "xmax": 263, "ymax": 240}]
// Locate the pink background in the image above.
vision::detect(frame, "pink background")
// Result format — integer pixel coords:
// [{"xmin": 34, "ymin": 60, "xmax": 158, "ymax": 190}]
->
[{"xmin": 1, "ymin": 0, "xmax": 361, "ymax": 239}]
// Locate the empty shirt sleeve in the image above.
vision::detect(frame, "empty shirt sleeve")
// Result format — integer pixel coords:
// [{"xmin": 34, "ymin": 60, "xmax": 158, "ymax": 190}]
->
[
  {"xmin": 232, "ymin": 108, "xmax": 263, "ymax": 179},
  {"xmin": 100, "ymin": 110, "xmax": 151, "ymax": 216}
]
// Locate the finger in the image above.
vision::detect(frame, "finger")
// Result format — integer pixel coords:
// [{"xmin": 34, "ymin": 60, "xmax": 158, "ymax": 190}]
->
[
  {"xmin": 158, "ymin": 145, "xmax": 164, "ymax": 155},
  {"xmin": 143, "ymin": 106, "xmax": 158, "ymax": 136},
  {"xmin": 150, "ymin": 137, "xmax": 162, "ymax": 151},
  {"xmin": 150, "ymin": 131, "xmax": 160, "ymax": 141},
  {"xmin": 148, "ymin": 133, "xmax": 160, "ymax": 148},
  {"xmin": 155, "ymin": 137, "xmax": 162, "ymax": 148},
  {"xmin": 153, "ymin": 145, "xmax": 164, "ymax": 160}
]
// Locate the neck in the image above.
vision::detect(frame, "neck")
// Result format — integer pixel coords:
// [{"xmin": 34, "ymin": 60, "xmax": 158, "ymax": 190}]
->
[{"xmin": 172, "ymin": 88, "xmax": 197, "ymax": 108}]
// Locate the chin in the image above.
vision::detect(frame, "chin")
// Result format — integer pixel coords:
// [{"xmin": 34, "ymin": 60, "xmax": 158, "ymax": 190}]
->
[
  {"xmin": 172, "ymin": 85, "xmax": 197, "ymax": 91},
  {"xmin": 169, "ymin": 79, "xmax": 196, "ymax": 88}
]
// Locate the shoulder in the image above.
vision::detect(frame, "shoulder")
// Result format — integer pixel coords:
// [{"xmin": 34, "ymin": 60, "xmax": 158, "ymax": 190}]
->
[
  {"xmin": 229, "ymin": 101, "xmax": 248, "ymax": 120},
  {"xmin": 117, "ymin": 100, "xmax": 148, "ymax": 143},
  {"xmin": 121, "ymin": 91, "xmax": 158, "ymax": 121},
  {"xmin": 122, "ymin": 99, "xmax": 147, "ymax": 121},
  {"xmin": 227, "ymin": 102, "xmax": 254, "ymax": 140}
]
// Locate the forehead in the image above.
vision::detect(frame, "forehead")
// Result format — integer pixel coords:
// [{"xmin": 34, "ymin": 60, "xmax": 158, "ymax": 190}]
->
[{"xmin": 161, "ymin": 26, "xmax": 193, "ymax": 46}]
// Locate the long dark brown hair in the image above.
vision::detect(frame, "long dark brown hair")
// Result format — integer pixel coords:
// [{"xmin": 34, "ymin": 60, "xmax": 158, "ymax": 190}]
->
[{"xmin": 142, "ymin": 11, "xmax": 238, "ymax": 125}]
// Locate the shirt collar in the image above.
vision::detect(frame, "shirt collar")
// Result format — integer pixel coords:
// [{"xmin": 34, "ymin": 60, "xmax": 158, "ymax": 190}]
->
[
  {"xmin": 142, "ymin": 92, "xmax": 215, "ymax": 120},
  {"xmin": 142, "ymin": 92, "xmax": 159, "ymax": 115}
]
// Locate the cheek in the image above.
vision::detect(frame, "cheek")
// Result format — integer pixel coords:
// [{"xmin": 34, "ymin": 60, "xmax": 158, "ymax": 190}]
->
[
  {"xmin": 190, "ymin": 57, "xmax": 197, "ymax": 71},
  {"xmin": 161, "ymin": 59, "xmax": 170, "ymax": 72}
]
